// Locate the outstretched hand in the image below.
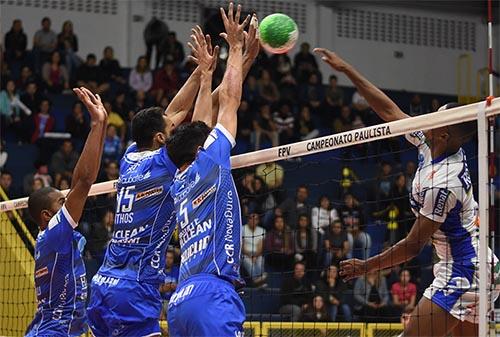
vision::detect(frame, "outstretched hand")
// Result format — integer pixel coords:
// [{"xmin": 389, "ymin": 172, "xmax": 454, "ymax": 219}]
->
[
  {"xmin": 220, "ymin": 2, "xmax": 250, "ymax": 48},
  {"xmin": 339, "ymin": 258, "xmax": 368, "ymax": 281},
  {"xmin": 244, "ymin": 14, "xmax": 260, "ymax": 61},
  {"xmin": 73, "ymin": 87, "xmax": 107, "ymax": 124},
  {"xmin": 188, "ymin": 25, "xmax": 219, "ymax": 73},
  {"xmin": 313, "ymin": 48, "xmax": 350, "ymax": 72}
]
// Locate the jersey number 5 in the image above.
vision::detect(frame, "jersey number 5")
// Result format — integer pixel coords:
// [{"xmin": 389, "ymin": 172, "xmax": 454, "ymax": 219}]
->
[
  {"xmin": 117, "ymin": 186, "xmax": 135, "ymax": 213},
  {"xmin": 179, "ymin": 198, "xmax": 189, "ymax": 229}
]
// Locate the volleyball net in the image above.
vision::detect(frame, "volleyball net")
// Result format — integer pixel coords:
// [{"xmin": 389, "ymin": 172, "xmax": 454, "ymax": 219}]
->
[{"xmin": 0, "ymin": 98, "xmax": 499, "ymax": 336}]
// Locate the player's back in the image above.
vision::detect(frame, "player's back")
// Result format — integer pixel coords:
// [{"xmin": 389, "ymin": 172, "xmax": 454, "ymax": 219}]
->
[
  {"xmin": 26, "ymin": 206, "xmax": 87, "ymax": 337},
  {"xmin": 98, "ymin": 143, "xmax": 177, "ymax": 284},
  {"xmin": 171, "ymin": 125, "xmax": 243, "ymax": 286}
]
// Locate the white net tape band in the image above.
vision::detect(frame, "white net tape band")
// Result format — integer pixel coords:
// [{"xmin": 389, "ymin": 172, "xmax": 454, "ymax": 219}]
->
[{"xmin": 1, "ymin": 97, "xmax": 499, "ymax": 212}]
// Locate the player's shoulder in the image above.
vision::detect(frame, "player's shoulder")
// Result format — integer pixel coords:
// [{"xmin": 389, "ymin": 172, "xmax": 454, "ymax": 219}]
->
[{"xmin": 47, "ymin": 205, "xmax": 77, "ymax": 231}]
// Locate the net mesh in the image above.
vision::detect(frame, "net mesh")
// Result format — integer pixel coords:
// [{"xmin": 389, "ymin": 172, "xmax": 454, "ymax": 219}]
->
[{"xmin": 0, "ymin": 105, "xmax": 499, "ymax": 337}]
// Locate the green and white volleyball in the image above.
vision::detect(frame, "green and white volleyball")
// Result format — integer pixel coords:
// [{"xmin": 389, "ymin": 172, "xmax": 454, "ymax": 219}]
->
[{"xmin": 259, "ymin": 13, "xmax": 299, "ymax": 54}]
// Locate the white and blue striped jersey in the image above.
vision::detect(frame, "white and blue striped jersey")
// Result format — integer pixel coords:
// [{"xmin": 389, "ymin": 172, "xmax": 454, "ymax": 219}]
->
[
  {"xmin": 170, "ymin": 124, "xmax": 243, "ymax": 287},
  {"xmin": 97, "ymin": 143, "xmax": 177, "ymax": 284},
  {"xmin": 26, "ymin": 206, "xmax": 87, "ymax": 337},
  {"xmin": 407, "ymin": 131, "xmax": 479, "ymax": 262}
]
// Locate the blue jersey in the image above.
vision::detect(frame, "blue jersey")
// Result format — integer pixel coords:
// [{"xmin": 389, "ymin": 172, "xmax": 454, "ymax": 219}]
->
[
  {"xmin": 170, "ymin": 124, "xmax": 243, "ymax": 286},
  {"xmin": 98, "ymin": 143, "xmax": 177, "ymax": 284},
  {"xmin": 26, "ymin": 206, "xmax": 87, "ymax": 337},
  {"xmin": 161, "ymin": 266, "xmax": 180, "ymax": 301}
]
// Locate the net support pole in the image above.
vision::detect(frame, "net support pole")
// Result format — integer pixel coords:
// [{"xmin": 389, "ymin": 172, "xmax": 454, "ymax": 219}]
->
[{"xmin": 478, "ymin": 100, "xmax": 490, "ymax": 337}]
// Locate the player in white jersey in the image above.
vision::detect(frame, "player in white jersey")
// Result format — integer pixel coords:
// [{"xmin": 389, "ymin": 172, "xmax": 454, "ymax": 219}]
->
[{"xmin": 315, "ymin": 48, "xmax": 499, "ymax": 337}]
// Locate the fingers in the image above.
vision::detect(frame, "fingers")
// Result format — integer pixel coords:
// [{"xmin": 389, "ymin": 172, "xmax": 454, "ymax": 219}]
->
[
  {"xmin": 205, "ymin": 34, "xmax": 212, "ymax": 55},
  {"xmin": 228, "ymin": 2, "xmax": 234, "ymax": 23},
  {"xmin": 248, "ymin": 14, "xmax": 257, "ymax": 41},
  {"xmin": 81, "ymin": 87, "xmax": 98, "ymax": 105},
  {"xmin": 187, "ymin": 55, "xmax": 199, "ymax": 64},
  {"xmin": 234, "ymin": 3, "xmax": 241, "ymax": 24},
  {"xmin": 220, "ymin": 7, "xmax": 229, "ymax": 27},
  {"xmin": 240, "ymin": 14, "xmax": 251, "ymax": 29},
  {"xmin": 219, "ymin": 32, "xmax": 228, "ymax": 41},
  {"xmin": 313, "ymin": 47, "xmax": 327, "ymax": 55}
]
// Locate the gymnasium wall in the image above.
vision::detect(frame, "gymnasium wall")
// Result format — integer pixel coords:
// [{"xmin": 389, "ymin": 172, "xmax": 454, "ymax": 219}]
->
[{"xmin": 1, "ymin": 0, "xmax": 494, "ymax": 96}]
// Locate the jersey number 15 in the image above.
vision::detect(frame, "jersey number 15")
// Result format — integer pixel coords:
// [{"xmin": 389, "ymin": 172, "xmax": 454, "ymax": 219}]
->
[{"xmin": 116, "ymin": 186, "xmax": 135, "ymax": 213}]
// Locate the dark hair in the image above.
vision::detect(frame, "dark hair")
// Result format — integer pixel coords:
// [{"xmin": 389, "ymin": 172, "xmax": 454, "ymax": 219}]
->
[
  {"xmin": 440, "ymin": 102, "xmax": 477, "ymax": 143},
  {"xmin": 1, "ymin": 170, "xmax": 12, "ymax": 177},
  {"xmin": 28, "ymin": 187, "xmax": 57, "ymax": 223},
  {"xmin": 41, "ymin": 17, "xmax": 50, "ymax": 24},
  {"xmin": 87, "ymin": 53, "xmax": 96, "ymax": 60},
  {"xmin": 131, "ymin": 107, "xmax": 166, "ymax": 149},
  {"xmin": 329, "ymin": 74, "xmax": 338, "ymax": 81},
  {"xmin": 166, "ymin": 121, "xmax": 211, "ymax": 168}
]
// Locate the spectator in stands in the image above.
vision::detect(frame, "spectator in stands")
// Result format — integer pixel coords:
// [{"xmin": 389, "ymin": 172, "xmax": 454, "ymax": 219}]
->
[
  {"xmin": 353, "ymin": 270, "xmax": 395, "ymax": 322},
  {"xmin": 404, "ymin": 161, "xmax": 416, "ymax": 192},
  {"xmin": 273, "ymin": 101, "xmax": 295, "ymax": 145},
  {"xmin": 323, "ymin": 219, "xmax": 349, "ymax": 267},
  {"xmin": 236, "ymin": 100, "xmax": 253, "ymax": 143},
  {"xmin": 269, "ymin": 53, "xmax": 292, "ymax": 81},
  {"xmin": 75, "ymin": 54, "xmax": 110, "ymax": 95},
  {"xmin": 152, "ymin": 61, "xmax": 179, "ymax": 103},
  {"xmin": 87, "ymin": 209, "xmax": 114, "ymax": 265},
  {"xmin": 243, "ymin": 75, "xmax": 260, "ymax": 104},
  {"xmin": 258, "ymin": 69, "xmax": 280, "ymax": 104},
  {"xmin": 4, "ymin": 19, "xmax": 27, "ymax": 65},
  {"xmin": 324, "ymin": 75, "xmax": 344, "ymax": 114},
  {"xmin": 104, "ymin": 100, "xmax": 126, "ymax": 142},
  {"xmin": 100, "ymin": 46, "xmax": 126, "ymax": 85},
  {"xmin": 315, "ymin": 265, "xmax": 352, "ymax": 322},
  {"xmin": 264, "ymin": 215, "xmax": 294, "ymax": 271},
  {"xmin": 279, "ymin": 261, "xmax": 313, "ymax": 322},
  {"xmin": 65, "ymin": 101, "xmax": 90, "ymax": 150},
  {"xmin": 339, "ymin": 193, "xmax": 371, "ymax": 259},
  {"xmin": 334, "ymin": 105, "xmax": 356, "ymax": 133},
  {"xmin": 49, "ymin": 139, "xmax": 78, "ymax": 186},
  {"xmin": 0, "ymin": 170, "xmax": 15, "ymax": 198},
  {"xmin": 57, "ymin": 20, "xmax": 80, "ymax": 77},
  {"xmin": 16, "ymin": 66, "xmax": 36, "ymax": 90},
  {"xmin": 56, "ymin": 176, "xmax": 70, "ymax": 190},
  {"xmin": 388, "ymin": 173, "xmax": 413, "ymax": 243},
  {"xmin": 103, "ymin": 125, "xmax": 123, "ymax": 163},
  {"xmin": 98, "ymin": 160, "xmax": 119, "ymax": 183},
  {"xmin": 293, "ymin": 214, "xmax": 318, "ymax": 269},
  {"xmin": 370, "ymin": 162, "xmax": 395, "ymax": 236},
  {"xmin": 391, "ymin": 269, "xmax": 417, "ymax": 313},
  {"xmin": 42, "ymin": 51, "xmax": 69, "ymax": 93},
  {"xmin": 252, "ymin": 103, "xmax": 279, "ymax": 150},
  {"xmin": 300, "ymin": 295, "xmax": 330, "ymax": 322},
  {"xmin": 242, "ymin": 212, "xmax": 267, "ymax": 286},
  {"xmin": 294, "ymin": 42, "xmax": 318, "ymax": 83},
  {"xmin": 278, "ymin": 185, "xmax": 311, "ymax": 229},
  {"xmin": 143, "ymin": 17, "xmax": 168, "ymax": 69},
  {"xmin": 278, "ymin": 70, "xmax": 298, "ymax": 104},
  {"xmin": 295, "ymin": 105, "xmax": 319, "ymax": 141},
  {"xmin": 23, "ymin": 160, "xmax": 52, "ymax": 194},
  {"xmin": 311, "ymin": 195, "xmax": 339, "ymax": 235},
  {"xmin": 21, "ymin": 81, "xmax": 43, "ymax": 114},
  {"xmin": 112, "ymin": 91, "xmax": 132, "ymax": 121},
  {"xmin": 31, "ymin": 98, "xmax": 55, "ymax": 143},
  {"xmin": 409, "ymin": 93, "xmax": 423, "ymax": 116},
  {"xmin": 163, "ymin": 32, "xmax": 185, "ymax": 66},
  {"xmin": 0, "ymin": 79, "xmax": 32, "ymax": 138},
  {"xmin": 129, "ymin": 56, "xmax": 153, "ymax": 93},
  {"xmin": 429, "ymin": 98, "xmax": 440, "ymax": 112},
  {"xmin": 160, "ymin": 250, "xmax": 180, "ymax": 319},
  {"xmin": 33, "ymin": 17, "xmax": 57, "ymax": 73},
  {"xmin": 0, "ymin": 141, "xmax": 7, "ymax": 171},
  {"xmin": 299, "ymin": 73, "xmax": 324, "ymax": 110},
  {"xmin": 133, "ymin": 89, "xmax": 148, "ymax": 112},
  {"xmin": 252, "ymin": 176, "xmax": 277, "ymax": 228}
]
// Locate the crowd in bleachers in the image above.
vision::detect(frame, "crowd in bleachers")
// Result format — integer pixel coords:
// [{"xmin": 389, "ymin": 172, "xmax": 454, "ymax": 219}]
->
[{"xmin": 1, "ymin": 16, "xmax": 499, "ymax": 325}]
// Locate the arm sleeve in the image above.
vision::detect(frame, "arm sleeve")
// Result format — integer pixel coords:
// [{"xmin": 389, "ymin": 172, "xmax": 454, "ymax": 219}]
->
[
  {"xmin": 202, "ymin": 124, "xmax": 236, "ymax": 169},
  {"xmin": 45, "ymin": 205, "xmax": 77, "ymax": 254},
  {"xmin": 419, "ymin": 188, "xmax": 457, "ymax": 223},
  {"xmin": 405, "ymin": 131, "xmax": 426, "ymax": 147}
]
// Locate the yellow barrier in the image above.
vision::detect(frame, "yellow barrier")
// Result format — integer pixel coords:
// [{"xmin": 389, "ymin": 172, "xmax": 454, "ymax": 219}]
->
[
  {"xmin": 0, "ymin": 188, "xmax": 36, "ymax": 336},
  {"xmin": 261, "ymin": 322, "xmax": 365, "ymax": 337},
  {"xmin": 366, "ymin": 323, "xmax": 403, "ymax": 337}
]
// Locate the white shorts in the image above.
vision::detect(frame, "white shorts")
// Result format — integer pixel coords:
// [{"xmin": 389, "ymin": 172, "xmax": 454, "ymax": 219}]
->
[{"xmin": 423, "ymin": 259, "xmax": 500, "ymax": 324}]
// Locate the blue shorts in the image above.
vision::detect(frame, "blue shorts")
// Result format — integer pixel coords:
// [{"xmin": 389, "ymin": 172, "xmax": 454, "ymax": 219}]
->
[
  {"xmin": 167, "ymin": 274, "xmax": 245, "ymax": 337},
  {"xmin": 87, "ymin": 274, "xmax": 162, "ymax": 337}
]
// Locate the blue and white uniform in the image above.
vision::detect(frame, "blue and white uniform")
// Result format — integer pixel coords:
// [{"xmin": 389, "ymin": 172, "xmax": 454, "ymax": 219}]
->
[
  {"xmin": 25, "ymin": 206, "xmax": 87, "ymax": 337},
  {"xmin": 87, "ymin": 143, "xmax": 177, "ymax": 337},
  {"xmin": 168, "ymin": 124, "xmax": 245, "ymax": 337},
  {"xmin": 407, "ymin": 131, "xmax": 499, "ymax": 323}
]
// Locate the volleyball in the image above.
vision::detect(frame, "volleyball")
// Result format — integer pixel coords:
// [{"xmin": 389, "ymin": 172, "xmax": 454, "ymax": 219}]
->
[{"xmin": 259, "ymin": 13, "xmax": 299, "ymax": 54}]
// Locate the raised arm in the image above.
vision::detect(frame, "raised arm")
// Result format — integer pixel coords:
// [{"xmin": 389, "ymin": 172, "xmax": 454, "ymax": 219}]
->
[
  {"xmin": 314, "ymin": 48, "xmax": 409, "ymax": 122},
  {"xmin": 217, "ymin": 3, "xmax": 250, "ymax": 138},
  {"xmin": 65, "ymin": 88, "xmax": 107, "ymax": 223},
  {"xmin": 189, "ymin": 26, "xmax": 219, "ymax": 126},
  {"xmin": 210, "ymin": 14, "xmax": 259, "ymax": 126}
]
